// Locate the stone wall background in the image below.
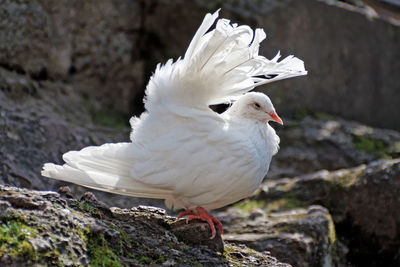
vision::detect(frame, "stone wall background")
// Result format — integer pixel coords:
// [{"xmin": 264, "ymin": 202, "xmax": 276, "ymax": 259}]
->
[
  {"xmin": 1, "ymin": 1, "xmax": 400, "ymax": 265},
  {"xmin": 1, "ymin": 0, "xmax": 398, "ymax": 130}
]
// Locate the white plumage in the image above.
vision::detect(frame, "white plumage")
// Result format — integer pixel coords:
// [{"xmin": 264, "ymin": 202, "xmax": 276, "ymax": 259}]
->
[{"xmin": 42, "ymin": 10, "xmax": 306, "ymax": 215}]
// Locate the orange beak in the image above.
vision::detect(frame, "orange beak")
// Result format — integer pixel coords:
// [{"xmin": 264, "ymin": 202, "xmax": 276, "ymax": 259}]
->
[{"xmin": 269, "ymin": 112, "xmax": 283, "ymax": 125}]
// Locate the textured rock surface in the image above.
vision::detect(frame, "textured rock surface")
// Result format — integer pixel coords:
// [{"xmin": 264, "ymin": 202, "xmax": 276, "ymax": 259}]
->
[
  {"xmin": 0, "ymin": 185, "xmax": 291, "ymax": 266},
  {"xmin": 270, "ymin": 115, "xmax": 400, "ymax": 178},
  {"xmin": 249, "ymin": 0, "xmax": 400, "ymax": 131},
  {"xmin": 1, "ymin": 0, "xmax": 399, "ymax": 206},
  {"xmin": 128, "ymin": 0, "xmax": 400, "ymax": 130},
  {"xmin": 0, "ymin": 0, "xmax": 144, "ymax": 115},
  {"xmin": 218, "ymin": 205, "xmax": 341, "ymax": 267},
  {"xmin": 0, "ymin": 86, "xmax": 162, "ymax": 209},
  {"xmin": 258, "ymin": 158, "xmax": 400, "ymax": 266}
]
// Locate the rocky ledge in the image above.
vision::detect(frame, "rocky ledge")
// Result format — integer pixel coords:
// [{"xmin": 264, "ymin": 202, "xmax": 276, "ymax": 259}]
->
[
  {"xmin": 226, "ymin": 158, "xmax": 400, "ymax": 266},
  {"xmin": 258, "ymin": 158, "xmax": 400, "ymax": 266},
  {"xmin": 1, "ymin": 158, "xmax": 399, "ymax": 266},
  {"xmin": 0, "ymin": 185, "xmax": 290, "ymax": 267}
]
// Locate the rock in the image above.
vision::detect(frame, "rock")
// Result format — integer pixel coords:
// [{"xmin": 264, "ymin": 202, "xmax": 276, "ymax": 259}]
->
[
  {"xmin": 0, "ymin": 0, "xmax": 144, "ymax": 115},
  {"xmin": 0, "ymin": 0, "xmax": 162, "ymax": 210},
  {"xmin": 1, "ymin": 193, "xmax": 46, "ymax": 210},
  {"xmin": 247, "ymin": 0, "xmax": 400, "ymax": 131},
  {"xmin": 80, "ymin": 192, "xmax": 113, "ymax": 218},
  {"xmin": 0, "ymin": 185, "xmax": 290, "ymax": 266},
  {"xmin": 360, "ymin": 0, "xmax": 400, "ymax": 26},
  {"xmin": 0, "ymin": 95, "xmax": 145, "ymax": 208},
  {"xmin": 0, "ymin": 65, "xmax": 164, "ymax": 209},
  {"xmin": 139, "ymin": 0, "xmax": 400, "ymax": 131},
  {"xmin": 171, "ymin": 219, "xmax": 224, "ymax": 253},
  {"xmin": 0, "ymin": 200, "xmax": 11, "ymax": 214},
  {"xmin": 0, "ymin": 0, "xmax": 399, "ymax": 206},
  {"xmin": 269, "ymin": 115, "xmax": 400, "ymax": 178},
  {"xmin": 2, "ymin": 0, "xmax": 399, "ymax": 131},
  {"xmin": 0, "ymin": 1, "xmax": 399, "ymax": 265},
  {"xmin": 223, "ymin": 243, "xmax": 291, "ymax": 267},
  {"xmin": 57, "ymin": 186, "xmax": 74, "ymax": 199},
  {"xmin": 259, "ymin": 158, "xmax": 400, "ymax": 266},
  {"xmin": 219, "ymin": 205, "xmax": 342, "ymax": 267}
]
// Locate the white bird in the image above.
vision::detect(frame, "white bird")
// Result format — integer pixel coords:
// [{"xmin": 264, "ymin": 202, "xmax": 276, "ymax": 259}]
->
[{"xmin": 42, "ymin": 10, "xmax": 307, "ymax": 239}]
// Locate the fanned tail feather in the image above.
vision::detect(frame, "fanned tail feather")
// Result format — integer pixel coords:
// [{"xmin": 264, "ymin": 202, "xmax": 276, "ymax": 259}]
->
[
  {"xmin": 145, "ymin": 9, "xmax": 307, "ymax": 112},
  {"xmin": 41, "ymin": 143, "xmax": 172, "ymax": 198}
]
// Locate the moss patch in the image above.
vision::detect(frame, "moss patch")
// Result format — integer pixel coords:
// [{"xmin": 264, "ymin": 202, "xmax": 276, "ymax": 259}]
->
[
  {"xmin": 92, "ymin": 110, "xmax": 127, "ymax": 129},
  {"xmin": 130, "ymin": 239, "xmax": 169, "ymax": 265},
  {"xmin": 389, "ymin": 141, "xmax": 400, "ymax": 156},
  {"xmin": 85, "ymin": 98, "xmax": 127, "ymax": 129},
  {"xmin": 223, "ymin": 244, "xmax": 264, "ymax": 267},
  {"xmin": 331, "ymin": 165, "xmax": 366, "ymax": 188},
  {"xmin": 73, "ymin": 200, "xmax": 104, "ymax": 218},
  {"xmin": 0, "ymin": 218, "xmax": 61, "ymax": 265},
  {"xmin": 234, "ymin": 195, "xmax": 304, "ymax": 215},
  {"xmin": 0, "ymin": 220, "xmax": 37, "ymax": 260},
  {"xmin": 84, "ymin": 223, "xmax": 172, "ymax": 266},
  {"xmin": 266, "ymin": 195, "xmax": 304, "ymax": 212},
  {"xmin": 108, "ymin": 224, "xmax": 133, "ymax": 258},
  {"xmin": 353, "ymin": 135, "xmax": 388, "ymax": 157},
  {"xmin": 223, "ymin": 244, "xmax": 242, "ymax": 267},
  {"xmin": 86, "ymin": 232, "xmax": 123, "ymax": 267},
  {"xmin": 294, "ymin": 109, "xmax": 334, "ymax": 121},
  {"xmin": 138, "ymin": 255, "xmax": 151, "ymax": 264},
  {"xmin": 233, "ymin": 199, "xmax": 266, "ymax": 214}
]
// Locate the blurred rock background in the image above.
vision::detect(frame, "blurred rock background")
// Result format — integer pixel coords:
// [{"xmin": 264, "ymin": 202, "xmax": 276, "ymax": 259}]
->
[{"xmin": 0, "ymin": 0, "xmax": 399, "ymax": 266}]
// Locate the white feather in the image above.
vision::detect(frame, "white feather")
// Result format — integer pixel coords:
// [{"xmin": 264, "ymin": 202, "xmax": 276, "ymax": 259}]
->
[
  {"xmin": 42, "ymin": 143, "xmax": 173, "ymax": 198},
  {"xmin": 42, "ymin": 10, "xmax": 307, "ymax": 211},
  {"xmin": 144, "ymin": 9, "xmax": 307, "ymax": 115}
]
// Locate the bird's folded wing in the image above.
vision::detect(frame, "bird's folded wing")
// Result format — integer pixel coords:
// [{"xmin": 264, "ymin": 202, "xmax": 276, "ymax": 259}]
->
[
  {"xmin": 144, "ymin": 9, "xmax": 307, "ymax": 116},
  {"xmin": 41, "ymin": 128, "xmax": 256, "ymax": 202},
  {"xmin": 42, "ymin": 143, "xmax": 174, "ymax": 198}
]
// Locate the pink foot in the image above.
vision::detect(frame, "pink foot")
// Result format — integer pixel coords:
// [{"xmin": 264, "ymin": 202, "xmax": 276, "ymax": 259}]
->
[
  {"xmin": 178, "ymin": 206, "xmax": 223, "ymax": 239},
  {"xmin": 177, "ymin": 209, "xmax": 196, "ymax": 219}
]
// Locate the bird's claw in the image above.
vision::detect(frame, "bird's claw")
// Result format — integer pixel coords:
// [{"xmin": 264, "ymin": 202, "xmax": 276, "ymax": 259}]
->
[
  {"xmin": 178, "ymin": 209, "xmax": 196, "ymax": 225},
  {"xmin": 178, "ymin": 206, "xmax": 223, "ymax": 239}
]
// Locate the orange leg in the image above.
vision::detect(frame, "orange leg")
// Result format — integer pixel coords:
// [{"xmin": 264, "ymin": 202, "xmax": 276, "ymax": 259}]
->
[{"xmin": 178, "ymin": 206, "xmax": 223, "ymax": 239}]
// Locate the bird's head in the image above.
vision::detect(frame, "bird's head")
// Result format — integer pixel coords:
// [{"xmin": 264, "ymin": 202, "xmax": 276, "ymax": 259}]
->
[{"xmin": 226, "ymin": 92, "xmax": 283, "ymax": 125}]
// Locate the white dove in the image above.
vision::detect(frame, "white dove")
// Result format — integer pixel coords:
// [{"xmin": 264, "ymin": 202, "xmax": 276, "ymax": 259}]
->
[{"xmin": 42, "ymin": 10, "xmax": 307, "ymax": 239}]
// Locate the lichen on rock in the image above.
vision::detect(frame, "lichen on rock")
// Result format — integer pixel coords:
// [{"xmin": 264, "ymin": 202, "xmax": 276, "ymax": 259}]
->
[
  {"xmin": 0, "ymin": 185, "xmax": 290, "ymax": 266},
  {"xmin": 219, "ymin": 204, "xmax": 341, "ymax": 267},
  {"xmin": 259, "ymin": 158, "xmax": 400, "ymax": 266}
]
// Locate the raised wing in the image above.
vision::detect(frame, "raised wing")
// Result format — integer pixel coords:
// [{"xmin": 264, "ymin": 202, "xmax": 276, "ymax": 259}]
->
[{"xmin": 144, "ymin": 10, "xmax": 307, "ymax": 116}]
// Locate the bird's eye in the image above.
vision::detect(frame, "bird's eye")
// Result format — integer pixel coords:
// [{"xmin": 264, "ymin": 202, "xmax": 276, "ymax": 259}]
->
[{"xmin": 253, "ymin": 103, "xmax": 261, "ymax": 110}]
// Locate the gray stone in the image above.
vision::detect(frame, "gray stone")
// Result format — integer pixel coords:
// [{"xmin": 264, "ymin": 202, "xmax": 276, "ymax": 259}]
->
[
  {"xmin": 0, "ymin": 185, "xmax": 291, "ymax": 266},
  {"xmin": 259, "ymin": 158, "xmax": 400, "ymax": 266},
  {"xmin": 140, "ymin": 0, "xmax": 400, "ymax": 131},
  {"xmin": 0, "ymin": 0, "xmax": 144, "ymax": 115},
  {"xmin": 249, "ymin": 0, "xmax": 400, "ymax": 131},
  {"xmin": 219, "ymin": 205, "xmax": 341, "ymax": 267},
  {"xmin": 170, "ymin": 219, "xmax": 224, "ymax": 253},
  {"xmin": 269, "ymin": 115, "xmax": 400, "ymax": 178}
]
